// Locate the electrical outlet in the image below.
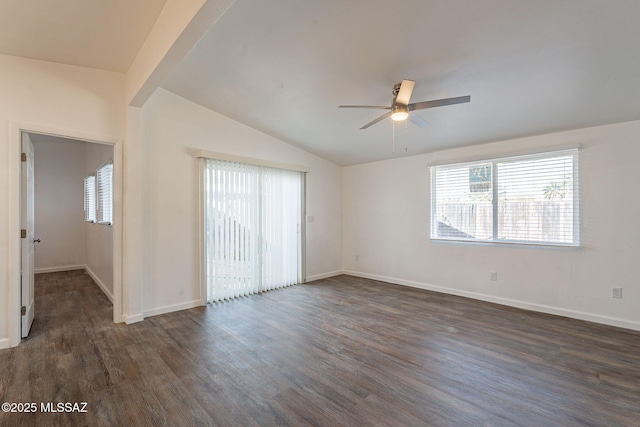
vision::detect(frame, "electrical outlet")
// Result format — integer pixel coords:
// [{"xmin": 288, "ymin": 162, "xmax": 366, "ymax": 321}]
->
[
  {"xmin": 612, "ymin": 287, "xmax": 623, "ymax": 299},
  {"xmin": 355, "ymin": 255, "xmax": 359, "ymax": 262},
  {"xmin": 490, "ymin": 271, "xmax": 498, "ymax": 281}
]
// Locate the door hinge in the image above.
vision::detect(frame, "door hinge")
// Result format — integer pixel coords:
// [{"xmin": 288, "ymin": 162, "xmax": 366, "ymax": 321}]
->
[
  {"xmin": 21, "ymin": 306, "xmax": 26, "ymax": 316},
  {"xmin": 21, "ymin": 229, "xmax": 26, "ymax": 239},
  {"xmin": 21, "ymin": 152, "xmax": 27, "ymax": 162}
]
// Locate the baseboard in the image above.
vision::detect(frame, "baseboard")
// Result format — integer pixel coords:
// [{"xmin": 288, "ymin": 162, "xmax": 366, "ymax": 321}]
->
[
  {"xmin": 35, "ymin": 265, "xmax": 84, "ymax": 274},
  {"xmin": 123, "ymin": 313, "xmax": 144, "ymax": 324},
  {"xmin": 84, "ymin": 265, "xmax": 114, "ymax": 303},
  {"xmin": 305, "ymin": 270, "xmax": 345, "ymax": 282},
  {"xmin": 143, "ymin": 300, "xmax": 203, "ymax": 319},
  {"xmin": 343, "ymin": 270, "xmax": 640, "ymax": 332},
  {"xmin": 0, "ymin": 338, "xmax": 10, "ymax": 350}
]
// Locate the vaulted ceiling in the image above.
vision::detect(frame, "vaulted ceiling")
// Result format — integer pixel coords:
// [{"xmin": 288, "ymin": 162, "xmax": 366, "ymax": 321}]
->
[{"xmin": 3, "ymin": 0, "xmax": 640, "ymax": 165}]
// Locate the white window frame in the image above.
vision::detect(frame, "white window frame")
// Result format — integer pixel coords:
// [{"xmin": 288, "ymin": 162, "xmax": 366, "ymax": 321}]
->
[
  {"xmin": 83, "ymin": 175, "xmax": 96, "ymax": 223},
  {"xmin": 430, "ymin": 148, "xmax": 580, "ymax": 247},
  {"xmin": 96, "ymin": 163, "xmax": 113, "ymax": 225}
]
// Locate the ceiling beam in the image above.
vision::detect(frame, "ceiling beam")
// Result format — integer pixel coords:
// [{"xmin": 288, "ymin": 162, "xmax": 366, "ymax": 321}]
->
[{"xmin": 125, "ymin": 0, "xmax": 236, "ymax": 108}]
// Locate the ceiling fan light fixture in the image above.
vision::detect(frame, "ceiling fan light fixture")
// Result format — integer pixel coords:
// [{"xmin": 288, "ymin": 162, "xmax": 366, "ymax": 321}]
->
[
  {"xmin": 339, "ymin": 79, "xmax": 469, "ymax": 129},
  {"xmin": 391, "ymin": 105, "xmax": 409, "ymax": 121}
]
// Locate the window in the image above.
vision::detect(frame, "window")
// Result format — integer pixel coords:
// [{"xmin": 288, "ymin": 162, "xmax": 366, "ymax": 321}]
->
[
  {"xmin": 83, "ymin": 175, "xmax": 96, "ymax": 223},
  {"xmin": 431, "ymin": 148, "xmax": 579, "ymax": 246},
  {"xmin": 96, "ymin": 163, "xmax": 113, "ymax": 225},
  {"xmin": 203, "ymin": 159, "xmax": 304, "ymax": 302}
]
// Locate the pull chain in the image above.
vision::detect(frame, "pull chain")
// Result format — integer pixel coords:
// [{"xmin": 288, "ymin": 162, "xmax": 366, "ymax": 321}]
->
[
  {"xmin": 392, "ymin": 121, "xmax": 396, "ymax": 157},
  {"xmin": 392, "ymin": 119, "xmax": 410, "ymax": 156},
  {"xmin": 404, "ymin": 119, "xmax": 408, "ymax": 153}
]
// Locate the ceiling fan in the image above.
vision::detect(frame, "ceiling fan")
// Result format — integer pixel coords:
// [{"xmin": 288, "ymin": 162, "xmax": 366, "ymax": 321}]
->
[{"xmin": 339, "ymin": 80, "xmax": 470, "ymax": 129}]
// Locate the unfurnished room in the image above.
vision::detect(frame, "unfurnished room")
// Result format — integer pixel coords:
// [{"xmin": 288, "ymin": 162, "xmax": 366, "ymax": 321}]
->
[{"xmin": 1, "ymin": 1, "xmax": 639, "ymax": 426}]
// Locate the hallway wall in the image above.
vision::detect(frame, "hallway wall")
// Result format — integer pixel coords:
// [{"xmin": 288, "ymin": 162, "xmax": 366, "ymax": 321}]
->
[{"xmin": 32, "ymin": 137, "xmax": 86, "ymax": 272}]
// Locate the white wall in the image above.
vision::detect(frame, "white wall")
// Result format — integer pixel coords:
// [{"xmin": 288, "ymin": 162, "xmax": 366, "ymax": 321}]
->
[
  {"xmin": 0, "ymin": 54, "xmax": 124, "ymax": 347},
  {"xmin": 343, "ymin": 120, "xmax": 640, "ymax": 330},
  {"xmin": 33, "ymin": 138, "xmax": 86, "ymax": 272},
  {"xmin": 139, "ymin": 89, "xmax": 343, "ymax": 316},
  {"xmin": 85, "ymin": 143, "xmax": 114, "ymax": 299}
]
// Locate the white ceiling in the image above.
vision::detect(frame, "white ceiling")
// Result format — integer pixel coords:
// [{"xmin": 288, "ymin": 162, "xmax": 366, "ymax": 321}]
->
[
  {"xmin": 0, "ymin": 0, "xmax": 166, "ymax": 72},
  {"xmin": 162, "ymin": 0, "xmax": 640, "ymax": 165},
  {"xmin": 2, "ymin": 1, "xmax": 639, "ymax": 165}
]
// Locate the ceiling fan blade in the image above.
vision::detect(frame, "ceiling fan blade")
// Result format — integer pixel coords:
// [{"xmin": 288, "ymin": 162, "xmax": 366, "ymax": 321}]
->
[
  {"xmin": 409, "ymin": 95, "xmax": 470, "ymax": 111},
  {"xmin": 409, "ymin": 112, "xmax": 428, "ymax": 128},
  {"xmin": 339, "ymin": 105, "xmax": 391, "ymax": 109},
  {"xmin": 360, "ymin": 111, "xmax": 392, "ymax": 129},
  {"xmin": 395, "ymin": 80, "xmax": 415, "ymax": 105}
]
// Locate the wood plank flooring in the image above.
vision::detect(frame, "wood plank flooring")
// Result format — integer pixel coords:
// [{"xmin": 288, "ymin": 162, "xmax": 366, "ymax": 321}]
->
[{"xmin": 1, "ymin": 271, "xmax": 640, "ymax": 426}]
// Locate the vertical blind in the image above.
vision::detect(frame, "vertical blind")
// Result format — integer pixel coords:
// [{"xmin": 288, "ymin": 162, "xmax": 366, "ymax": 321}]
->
[
  {"xmin": 203, "ymin": 158, "xmax": 303, "ymax": 302},
  {"xmin": 431, "ymin": 148, "xmax": 578, "ymax": 246}
]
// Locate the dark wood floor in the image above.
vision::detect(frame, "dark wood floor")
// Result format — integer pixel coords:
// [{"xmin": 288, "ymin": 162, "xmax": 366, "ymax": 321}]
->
[{"xmin": 1, "ymin": 272, "xmax": 640, "ymax": 426}]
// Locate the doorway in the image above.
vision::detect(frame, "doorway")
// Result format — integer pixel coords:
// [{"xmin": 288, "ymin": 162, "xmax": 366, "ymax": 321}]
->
[
  {"xmin": 32, "ymin": 134, "xmax": 114, "ymax": 323},
  {"xmin": 10, "ymin": 123, "xmax": 123, "ymax": 346}
]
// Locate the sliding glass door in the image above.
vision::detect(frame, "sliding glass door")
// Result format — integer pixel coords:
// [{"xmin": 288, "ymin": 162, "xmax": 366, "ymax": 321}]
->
[{"xmin": 203, "ymin": 158, "xmax": 303, "ymax": 302}]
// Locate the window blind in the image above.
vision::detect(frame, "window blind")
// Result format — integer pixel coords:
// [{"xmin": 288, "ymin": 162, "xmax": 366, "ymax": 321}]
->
[
  {"xmin": 96, "ymin": 163, "xmax": 113, "ymax": 225},
  {"xmin": 83, "ymin": 175, "xmax": 96, "ymax": 223},
  {"xmin": 203, "ymin": 159, "xmax": 303, "ymax": 302},
  {"xmin": 431, "ymin": 149, "xmax": 578, "ymax": 246}
]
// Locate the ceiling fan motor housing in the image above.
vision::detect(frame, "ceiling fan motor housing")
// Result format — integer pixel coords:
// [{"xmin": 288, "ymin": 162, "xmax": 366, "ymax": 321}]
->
[{"xmin": 392, "ymin": 83, "xmax": 402, "ymax": 98}]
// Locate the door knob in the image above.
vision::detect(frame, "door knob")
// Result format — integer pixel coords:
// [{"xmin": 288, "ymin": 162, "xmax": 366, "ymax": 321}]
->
[{"xmin": 34, "ymin": 238, "xmax": 41, "ymax": 243}]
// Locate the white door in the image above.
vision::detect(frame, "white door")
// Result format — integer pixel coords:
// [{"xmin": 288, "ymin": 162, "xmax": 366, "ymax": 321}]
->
[{"xmin": 21, "ymin": 132, "xmax": 35, "ymax": 338}]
